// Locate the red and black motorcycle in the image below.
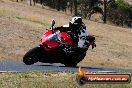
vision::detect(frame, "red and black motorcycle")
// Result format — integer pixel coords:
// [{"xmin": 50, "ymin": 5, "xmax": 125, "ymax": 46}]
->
[{"xmin": 23, "ymin": 21, "xmax": 96, "ymax": 67}]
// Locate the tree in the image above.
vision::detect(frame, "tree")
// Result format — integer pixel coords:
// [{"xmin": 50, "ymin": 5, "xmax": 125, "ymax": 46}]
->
[
  {"xmin": 107, "ymin": 0, "xmax": 132, "ymax": 27},
  {"xmin": 103, "ymin": 0, "xmax": 107, "ymax": 23},
  {"xmin": 73, "ymin": 0, "xmax": 77, "ymax": 16}
]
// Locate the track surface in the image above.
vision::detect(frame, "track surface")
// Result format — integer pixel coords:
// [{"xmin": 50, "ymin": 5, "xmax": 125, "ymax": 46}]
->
[{"xmin": 0, "ymin": 60, "xmax": 132, "ymax": 72}]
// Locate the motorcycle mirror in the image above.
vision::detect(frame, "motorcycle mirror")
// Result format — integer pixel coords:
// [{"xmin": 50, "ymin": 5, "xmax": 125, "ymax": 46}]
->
[{"xmin": 51, "ymin": 20, "xmax": 55, "ymax": 29}]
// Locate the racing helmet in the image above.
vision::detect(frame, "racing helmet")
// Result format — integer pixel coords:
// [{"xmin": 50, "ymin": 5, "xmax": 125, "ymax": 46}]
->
[{"xmin": 69, "ymin": 16, "xmax": 83, "ymax": 30}]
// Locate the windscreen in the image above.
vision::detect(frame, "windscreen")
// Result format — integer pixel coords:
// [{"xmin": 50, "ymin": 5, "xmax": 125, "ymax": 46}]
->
[{"xmin": 47, "ymin": 31, "xmax": 60, "ymax": 42}]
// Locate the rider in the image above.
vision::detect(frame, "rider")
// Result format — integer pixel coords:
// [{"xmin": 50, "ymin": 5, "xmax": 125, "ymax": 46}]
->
[{"xmin": 55, "ymin": 16, "xmax": 96, "ymax": 51}]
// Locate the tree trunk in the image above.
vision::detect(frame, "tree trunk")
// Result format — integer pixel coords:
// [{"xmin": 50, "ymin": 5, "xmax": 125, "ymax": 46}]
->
[
  {"xmin": 33, "ymin": 0, "xmax": 36, "ymax": 6},
  {"xmin": 103, "ymin": 0, "xmax": 107, "ymax": 23},
  {"xmin": 30, "ymin": 0, "xmax": 32, "ymax": 6},
  {"xmin": 73, "ymin": 0, "xmax": 77, "ymax": 16}
]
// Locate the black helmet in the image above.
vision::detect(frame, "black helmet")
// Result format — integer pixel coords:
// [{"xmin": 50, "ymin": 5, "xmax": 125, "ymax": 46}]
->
[
  {"xmin": 70, "ymin": 16, "xmax": 82, "ymax": 25},
  {"xmin": 69, "ymin": 16, "xmax": 83, "ymax": 30}
]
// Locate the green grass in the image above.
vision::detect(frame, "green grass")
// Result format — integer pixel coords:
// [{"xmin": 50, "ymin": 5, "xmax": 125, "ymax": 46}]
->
[{"xmin": 0, "ymin": 71, "xmax": 131, "ymax": 88}]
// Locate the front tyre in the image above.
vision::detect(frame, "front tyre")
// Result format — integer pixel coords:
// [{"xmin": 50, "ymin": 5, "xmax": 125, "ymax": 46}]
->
[
  {"xmin": 23, "ymin": 55, "xmax": 35, "ymax": 65},
  {"xmin": 23, "ymin": 46, "xmax": 41, "ymax": 65}
]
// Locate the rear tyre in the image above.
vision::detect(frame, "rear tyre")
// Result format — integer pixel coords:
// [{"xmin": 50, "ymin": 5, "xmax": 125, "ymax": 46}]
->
[
  {"xmin": 23, "ymin": 46, "xmax": 41, "ymax": 65},
  {"xmin": 64, "ymin": 51, "xmax": 86, "ymax": 67},
  {"xmin": 64, "ymin": 62, "xmax": 77, "ymax": 67}
]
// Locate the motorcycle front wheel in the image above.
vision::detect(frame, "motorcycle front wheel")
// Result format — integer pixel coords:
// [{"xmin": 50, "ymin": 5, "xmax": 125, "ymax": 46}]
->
[{"xmin": 23, "ymin": 46, "xmax": 41, "ymax": 65}]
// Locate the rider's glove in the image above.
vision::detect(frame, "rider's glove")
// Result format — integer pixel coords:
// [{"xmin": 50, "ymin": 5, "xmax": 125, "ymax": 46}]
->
[
  {"xmin": 87, "ymin": 35, "xmax": 96, "ymax": 49},
  {"xmin": 92, "ymin": 42, "xmax": 96, "ymax": 49}
]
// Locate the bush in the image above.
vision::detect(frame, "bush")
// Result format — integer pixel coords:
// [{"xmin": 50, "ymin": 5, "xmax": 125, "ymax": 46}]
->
[
  {"xmin": 35, "ymin": 0, "xmax": 132, "ymax": 28},
  {"xmin": 107, "ymin": 0, "xmax": 132, "ymax": 27},
  {"xmin": 77, "ymin": 0, "xmax": 101, "ymax": 19}
]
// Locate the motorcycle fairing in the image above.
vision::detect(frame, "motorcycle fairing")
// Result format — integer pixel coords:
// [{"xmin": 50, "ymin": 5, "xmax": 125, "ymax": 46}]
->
[
  {"xmin": 58, "ymin": 32, "xmax": 72, "ymax": 45},
  {"xmin": 40, "ymin": 29, "xmax": 72, "ymax": 51},
  {"xmin": 40, "ymin": 30, "xmax": 60, "ymax": 50}
]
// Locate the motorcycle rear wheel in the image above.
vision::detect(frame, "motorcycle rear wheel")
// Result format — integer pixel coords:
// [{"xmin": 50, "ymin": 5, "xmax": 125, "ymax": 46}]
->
[
  {"xmin": 64, "ymin": 51, "xmax": 86, "ymax": 67},
  {"xmin": 64, "ymin": 63, "xmax": 77, "ymax": 67}
]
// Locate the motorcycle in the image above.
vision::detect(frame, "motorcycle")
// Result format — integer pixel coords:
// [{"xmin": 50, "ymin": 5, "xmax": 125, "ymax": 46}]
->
[{"xmin": 23, "ymin": 20, "xmax": 96, "ymax": 67}]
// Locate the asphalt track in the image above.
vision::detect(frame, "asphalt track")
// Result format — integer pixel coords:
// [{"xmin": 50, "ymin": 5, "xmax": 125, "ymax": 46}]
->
[{"xmin": 0, "ymin": 60, "xmax": 132, "ymax": 73}]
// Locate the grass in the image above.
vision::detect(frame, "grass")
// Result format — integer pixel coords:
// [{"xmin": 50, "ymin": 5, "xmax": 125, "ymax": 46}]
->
[
  {"xmin": 0, "ymin": 72, "xmax": 131, "ymax": 88},
  {"xmin": 0, "ymin": 1, "xmax": 132, "ymax": 88},
  {"xmin": 0, "ymin": 0, "xmax": 132, "ymax": 68},
  {"xmin": 0, "ymin": 3, "xmax": 48, "ymax": 26},
  {"xmin": 16, "ymin": 15, "xmax": 48, "ymax": 26},
  {"xmin": 0, "ymin": 8, "xmax": 11, "ymax": 17}
]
